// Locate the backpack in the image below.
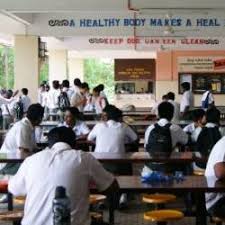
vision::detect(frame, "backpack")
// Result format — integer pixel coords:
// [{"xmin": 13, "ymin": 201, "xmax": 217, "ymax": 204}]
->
[
  {"xmin": 201, "ymin": 91, "xmax": 210, "ymax": 109},
  {"xmin": 13, "ymin": 99, "xmax": 24, "ymax": 120},
  {"xmin": 58, "ymin": 92, "xmax": 70, "ymax": 110},
  {"xmin": 146, "ymin": 123, "xmax": 172, "ymax": 157},
  {"xmin": 197, "ymin": 126, "xmax": 221, "ymax": 156}
]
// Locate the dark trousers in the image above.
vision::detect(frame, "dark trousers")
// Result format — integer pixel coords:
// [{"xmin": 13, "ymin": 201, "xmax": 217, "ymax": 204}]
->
[{"xmin": 208, "ymin": 197, "xmax": 225, "ymax": 218}]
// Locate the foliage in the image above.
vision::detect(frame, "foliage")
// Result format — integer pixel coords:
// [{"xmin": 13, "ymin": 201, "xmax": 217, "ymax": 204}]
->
[
  {"xmin": 83, "ymin": 59, "xmax": 114, "ymax": 101},
  {"xmin": 39, "ymin": 61, "xmax": 49, "ymax": 83},
  {"xmin": 0, "ymin": 45, "xmax": 14, "ymax": 89}
]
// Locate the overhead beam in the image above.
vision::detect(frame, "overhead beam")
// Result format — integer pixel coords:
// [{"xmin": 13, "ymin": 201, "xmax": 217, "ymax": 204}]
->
[{"xmin": 1, "ymin": 10, "xmax": 32, "ymax": 25}]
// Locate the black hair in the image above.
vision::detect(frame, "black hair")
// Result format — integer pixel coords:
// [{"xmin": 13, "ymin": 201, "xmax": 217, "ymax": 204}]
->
[
  {"xmin": 21, "ymin": 88, "xmax": 28, "ymax": 95},
  {"xmin": 206, "ymin": 107, "xmax": 220, "ymax": 124},
  {"xmin": 81, "ymin": 82, "xmax": 89, "ymax": 90},
  {"xmin": 93, "ymin": 86, "xmax": 100, "ymax": 95},
  {"xmin": 48, "ymin": 127, "xmax": 76, "ymax": 148},
  {"xmin": 181, "ymin": 82, "xmax": 190, "ymax": 91},
  {"xmin": 167, "ymin": 92, "xmax": 175, "ymax": 100},
  {"xmin": 26, "ymin": 104, "xmax": 44, "ymax": 122},
  {"xmin": 65, "ymin": 107, "xmax": 81, "ymax": 119},
  {"xmin": 52, "ymin": 80, "xmax": 60, "ymax": 89},
  {"xmin": 62, "ymin": 80, "xmax": 70, "ymax": 88},
  {"xmin": 158, "ymin": 102, "xmax": 174, "ymax": 121},
  {"xmin": 206, "ymin": 83, "xmax": 212, "ymax": 90},
  {"xmin": 162, "ymin": 94, "xmax": 168, "ymax": 100},
  {"xmin": 103, "ymin": 104, "xmax": 122, "ymax": 121},
  {"xmin": 6, "ymin": 90, "xmax": 13, "ymax": 98},
  {"xmin": 191, "ymin": 109, "xmax": 205, "ymax": 122},
  {"xmin": 97, "ymin": 84, "xmax": 104, "ymax": 91},
  {"xmin": 74, "ymin": 78, "xmax": 81, "ymax": 87},
  {"xmin": 45, "ymin": 85, "xmax": 50, "ymax": 91}
]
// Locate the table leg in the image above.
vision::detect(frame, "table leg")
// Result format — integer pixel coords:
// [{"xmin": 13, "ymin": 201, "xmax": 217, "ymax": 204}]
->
[
  {"xmin": 195, "ymin": 192, "xmax": 207, "ymax": 225},
  {"xmin": 8, "ymin": 192, "xmax": 13, "ymax": 211}
]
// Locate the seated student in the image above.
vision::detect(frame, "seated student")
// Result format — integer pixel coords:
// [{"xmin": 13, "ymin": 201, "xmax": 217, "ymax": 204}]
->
[
  {"xmin": 59, "ymin": 107, "xmax": 90, "ymax": 139},
  {"xmin": 183, "ymin": 109, "xmax": 206, "ymax": 143},
  {"xmin": 0, "ymin": 104, "xmax": 44, "ymax": 174},
  {"xmin": 9, "ymin": 127, "xmax": 119, "ymax": 225},
  {"xmin": 195, "ymin": 107, "xmax": 221, "ymax": 169},
  {"xmin": 87, "ymin": 104, "xmax": 138, "ymax": 154},
  {"xmin": 205, "ymin": 136, "xmax": 225, "ymax": 218},
  {"xmin": 144, "ymin": 102, "xmax": 188, "ymax": 172}
]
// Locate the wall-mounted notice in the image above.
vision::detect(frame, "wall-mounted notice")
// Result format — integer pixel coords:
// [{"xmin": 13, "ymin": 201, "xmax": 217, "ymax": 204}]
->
[{"xmin": 114, "ymin": 59, "xmax": 155, "ymax": 81}]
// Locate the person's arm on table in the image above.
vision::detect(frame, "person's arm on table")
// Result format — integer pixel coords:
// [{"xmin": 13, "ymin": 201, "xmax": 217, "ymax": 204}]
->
[{"xmin": 214, "ymin": 162, "xmax": 225, "ymax": 179}]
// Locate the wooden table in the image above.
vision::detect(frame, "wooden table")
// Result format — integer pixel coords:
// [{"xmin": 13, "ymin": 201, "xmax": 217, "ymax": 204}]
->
[{"xmin": 93, "ymin": 175, "xmax": 225, "ymax": 225}]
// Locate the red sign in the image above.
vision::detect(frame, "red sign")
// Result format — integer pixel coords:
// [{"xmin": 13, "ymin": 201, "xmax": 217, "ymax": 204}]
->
[{"xmin": 214, "ymin": 59, "xmax": 225, "ymax": 70}]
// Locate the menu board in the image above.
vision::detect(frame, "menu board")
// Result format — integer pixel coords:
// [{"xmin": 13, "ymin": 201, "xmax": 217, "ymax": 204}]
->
[
  {"xmin": 179, "ymin": 73, "xmax": 225, "ymax": 94},
  {"xmin": 114, "ymin": 59, "xmax": 155, "ymax": 81}
]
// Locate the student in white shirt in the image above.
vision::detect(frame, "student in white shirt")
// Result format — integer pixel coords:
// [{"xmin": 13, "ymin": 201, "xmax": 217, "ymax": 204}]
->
[
  {"xmin": 20, "ymin": 88, "xmax": 32, "ymax": 113},
  {"xmin": 151, "ymin": 94, "xmax": 168, "ymax": 117},
  {"xmin": 88, "ymin": 104, "xmax": 138, "ymax": 153},
  {"xmin": 180, "ymin": 82, "xmax": 194, "ymax": 119},
  {"xmin": 48, "ymin": 80, "xmax": 60, "ymax": 113},
  {"xmin": 205, "ymin": 136, "xmax": 225, "ymax": 217},
  {"xmin": 97, "ymin": 84, "xmax": 108, "ymax": 100},
  {"xmin": 0, "ymin": 104, "xmax": 44, "ymax": 175},
  {"xmin": 201, "ymin": 83, "xmax": 214, "ymax": 110},
  {"xmin": 8, "ymin": 127, "xmax": 119, "ymax": 225},
  {"xmin": 38, "ymin": 84, "xmax": 45, "ymax": 105},
  {"xmin": 167, "ymin": 92, "xmax": 180, "ymax": 123},
  {"xmin": 183, "ymin": 109, "xmax": 206, "ymax": 143},
  {"xmin": 144, "ymin": 102, "xmax": 188, "ymax": 172},
  {"xmin": 59, "ymin": 107, "xmax": 90, "ymax": 139},
  {"xmin": 62, "ymin": 79, "xmax": 74, "ymax": 100}
]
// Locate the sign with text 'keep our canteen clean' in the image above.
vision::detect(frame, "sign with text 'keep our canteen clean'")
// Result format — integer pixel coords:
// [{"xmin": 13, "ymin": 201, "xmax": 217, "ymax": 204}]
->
[{"xmin": 27, "ymin": 12, "xmax": 225, "ymax": 37}]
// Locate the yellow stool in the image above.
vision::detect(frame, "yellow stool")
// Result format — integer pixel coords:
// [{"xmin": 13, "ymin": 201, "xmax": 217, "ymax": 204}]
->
[
  {"xmin": 193, "ymin": 169, "xmax": 205, "ymax": 176},
  {"xmin": 143, "ymin": 194, "xmax": 176, "ymax": 204},
  {"xmin": 144, "ymin": 209, "xmax": 184, "ymax": 222},
  {"xmin": 89, "ymin": 194, "xmax": 106, "ymax": 205}
]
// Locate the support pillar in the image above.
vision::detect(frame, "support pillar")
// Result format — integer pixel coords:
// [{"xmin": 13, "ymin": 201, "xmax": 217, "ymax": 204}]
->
[{"xmin": 68, "ymin": 58, "xmax": 84, "ymax": 85}]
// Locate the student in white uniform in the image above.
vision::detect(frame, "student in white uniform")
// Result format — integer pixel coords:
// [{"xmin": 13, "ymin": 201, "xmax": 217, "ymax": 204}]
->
[
  {"xmin": 180, "ymin": 82, "xmax": 194, "ymax": 119},
  {"xmin": 167, "ymin": 92, "xmax": 180, "ymax": 123},
  {"xmin": 88, "ymin": 104, "xmax": 138, "ymax": 153},
  {"xmin": 183, "ymin": 109, "xmax": 206, "ymax": 143},
  {"xmin": 8, "ymin": 127, "xmax": 119, "ymax": 225},
  {"xmin": 48, "ymin": 80, "xmax": 60, "ymax": 113},
  {"xmin": 201, "ymin": 83, "xmax": 214, "ymax": 110},
  {"xmin": 62, "ymin": 79, "xmax": 74, "ymax": 100},
  {"xmin": 59, "ymin": 107, "xmax": 90, "ymax": 139},
  {"xmin": 20, "ymin": 88, "xmax": 32, "ymax": 113},
  {"xmin": 0, "ymin": 104, "xmax": 44, "ymax": 174},
  {"xmin": 205, "ymin": 136, "xmax": 225, "ymax": 217},
  {"xmin": 144, "ymin": 102, "xmax": 188, "ymax": 172}
]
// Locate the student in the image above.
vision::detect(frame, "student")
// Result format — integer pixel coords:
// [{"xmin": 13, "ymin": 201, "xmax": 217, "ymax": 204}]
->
[
  {"xmin": 144, "ymin": 102, "xmax": 188, "ymax": 172},
  {"xmin": 62, "ymin": 79, "xmax": 74, "ymax": 100},
  {"xmin": 180, "ymin": 82, "xmax": 194, "ymax": 119},
  {"xmin": 41, "ymin": 84, "xmax": 50, "ymax": 108},
  {"xmin": 88, "ymin": 104, "xmax": 138, "ymax": 153},
  {"xmin": 167, "ymin": 92, "xmax": 180, "ymax": 123},
  {"xmin": 37, "ymin": 84, "xmax": 45, "ymax": 105},
  {"xmin": 151, "ymin": 94, "xmax": 168, "ymax": 116},
  {"xmin": 0, "ymin": 104, "xmax": 44, "ymax": 174},
  {"xmin": 183, "ymin": 109, "xmax": 206, "ymax": 143},
  {"xmin": 20, "ymin": 88, "xmax": 32, "ymax": 114},
  {"xmin": 201, "ymin": 83, "xmax": 214, "ymax": 110},
  {"xmin": 205, "ymin": 136, "xmax": 225, "ymax": 217},
  {"xmin": 48, "ymin": 80, "xmax": 60, "ymax": 113},
  {"xmin": 59, "ymin": 107, "xmax": 90, "ymax": 139},
  {"xmin": 97, "ymin": 84, "xmax": 108, "ymax": 100},
  {"xmin": 8, "ymin": 127, "xmax": 119, "ymax": 225},
  {"xmin": 73, "ymin": 78, "xmax": 82, "ymax": 94}
]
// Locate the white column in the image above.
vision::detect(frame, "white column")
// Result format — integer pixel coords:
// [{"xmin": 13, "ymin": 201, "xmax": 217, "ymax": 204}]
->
[
  {"xmin": 48, "ymin": 50, "xmax": 67, "ymax": 85},
  {"xmin": 14, "ymin": 35, "xmax": 39, "ymax": 102},
  {"xmin": 68, "ymin": 58, "xmax": 84, "ymax": 85}
]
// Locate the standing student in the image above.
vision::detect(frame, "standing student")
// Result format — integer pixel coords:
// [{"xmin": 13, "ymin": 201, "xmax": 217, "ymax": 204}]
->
[
  {"xmin": 48, "ymin": 80, "xmax": 60, "ymax": 113},
  {"xmin": 167, "ymin": 92, "xmax": 180, "ymax": 123},
  {"xmin": 144, "ymin": 102, "xmax": 188, "ymax": 172},
  {"xmin": 180, "ymin": 82, "xmax": 194, "ymax": 119},
  {"xmin": 20, "ymin": 88, "xmax": 32, "ymax": 114},
  {"xmin": 62, "ymin": 79, "xmax": 74, "ymax": 100},
  {"xmin": 0, "ymin": 104, "xmax": 44, "ymax": 174},
  {"xmin": 8, "ymin": 127, "xmax": 119, "ymax": 225},
  {"xmin": 201, "ymin": 83, "xmax": 214, "ymax": 110},
  {"xmin": 59, "ymin": 107, "xmax": 90, "ymax": 139}
]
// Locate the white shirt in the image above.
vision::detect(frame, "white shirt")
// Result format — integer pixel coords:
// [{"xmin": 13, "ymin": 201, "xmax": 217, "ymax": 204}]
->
[
  {"xmin": 144, "ymin": 118, "xmax": 188, "ymax": 148},
  {"xmin": 1, "ymin": 99, "xmax": 17, "ymax": 116},
  {"xmin": 48, "ymin": 89, "xmax": 60, "ymax": 109},
  {"xmin": 205, "ymin": 136, "xmax": 225, "ymax": 210},
  {"xmin": 201, "ymin": 91, "xmax": 214, "ymax": 107},
  {"xmin": 62, "ymin": 87, "xmax": 74, "ymax": 100},
  {"xmin": 0, "ymin": 95, "xmax": 16, "ymax": 107},
  {"xmin": 8, "ymin": 142, "xmax": 114, "ymax": 225},
  {"xmin": 60, "ymin": 121, "xmax": 90, "ymax": 137},
  {"xmin": 20, "ymin": 95, "xmax": 32, "ymax": 113},
  {"xmin": 70, "ymin": 92, "xmax": 84, "ymax": 112},
  {"xmin": 88, "ymin": 120, "xmax": 138, "ymax": 153},
  {"xmin": 91, "ymin": 96, "xmax": 107, "ymax": 114},
  {"xmin": 183, "ymin": 123, "xmax": 202, "ymax": 143},
  {"xmin": 168, "ymin": 100, "xmax": 180, "ymax": 123},
  {"xmin": 180, "ymin": 90, "xmax": 194, "ymax": 113}
]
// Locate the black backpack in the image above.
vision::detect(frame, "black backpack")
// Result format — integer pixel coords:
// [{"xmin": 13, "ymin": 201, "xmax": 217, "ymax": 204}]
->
[
  {"xmin": 197, "ymin": 126, "xmax": 221, "ymax": 157},
  {"xmin": 58, "ymin": 92, "xmax": 70, "ymax": 110},
  {"xmin": 146, "ymin": 123, "xmax": 172, "ymax": 157}
]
